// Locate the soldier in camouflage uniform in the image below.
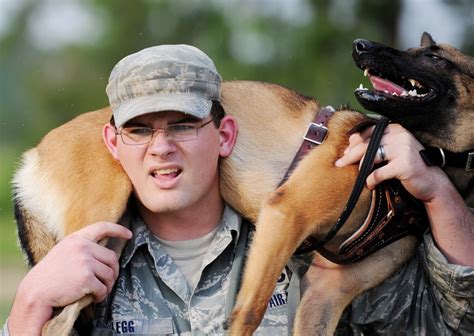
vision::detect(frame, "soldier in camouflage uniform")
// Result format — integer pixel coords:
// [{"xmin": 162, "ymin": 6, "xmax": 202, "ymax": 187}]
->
[{"xmin": 5, "ymin": 44, "xmax": 473, "ymax": 335}]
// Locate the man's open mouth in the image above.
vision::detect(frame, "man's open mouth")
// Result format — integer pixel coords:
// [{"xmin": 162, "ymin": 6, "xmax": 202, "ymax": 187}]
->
[
  {"xmin": 355, "ymin": 68, "xmax": 435, "ymax": 101},
  {"xmin": 151, "ymin": 167, "xmax": 182, "ymax": 178}
]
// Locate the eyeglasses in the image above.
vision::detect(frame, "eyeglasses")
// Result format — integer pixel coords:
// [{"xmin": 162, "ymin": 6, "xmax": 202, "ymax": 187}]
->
[{"xmin": 116, "ymin": 119, "xmax": 214, "ymax": 145}]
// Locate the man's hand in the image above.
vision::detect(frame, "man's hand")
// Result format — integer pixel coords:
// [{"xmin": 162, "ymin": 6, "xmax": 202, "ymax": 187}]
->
[
  {"xmin": 335, "ymin": 123, "xmax": 446, "ymax": 202},
  {"xmin": 8, "ymin": 222, "xmax": 132, "ymax": 335},
  {"xmin": 336, "ymin": 123, "xmax": 473, "ymax": 266}
]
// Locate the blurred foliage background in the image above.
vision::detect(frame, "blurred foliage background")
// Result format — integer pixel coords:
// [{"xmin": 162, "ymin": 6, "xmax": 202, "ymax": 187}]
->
[{"xmin": 0, "ymin": 0, "xmax": 472, "ymax": 326}]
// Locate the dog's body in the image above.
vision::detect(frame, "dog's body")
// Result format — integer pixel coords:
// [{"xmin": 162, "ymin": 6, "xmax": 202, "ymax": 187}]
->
[{"xmin": 13, "ymin": 33, "xmax": 473, "ymax": 335}]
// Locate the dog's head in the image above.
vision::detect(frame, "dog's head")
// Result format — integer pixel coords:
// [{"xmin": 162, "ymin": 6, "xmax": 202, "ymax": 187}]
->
[{"xmin": 352, "ymin": 32, "xmax": 474, "ymax": 152}]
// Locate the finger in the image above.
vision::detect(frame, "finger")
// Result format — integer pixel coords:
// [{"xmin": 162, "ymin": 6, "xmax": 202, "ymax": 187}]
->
[
  {"xmin": 375, "ymin": 145, "xmax": 388, "ymax": 163},
  {"xmin": 87, "ymin": 242, "xmax": 120, "ymax": 278},
  {"xmin": 357, "ymin": 125, "xmax": 375, "ymax": 140},
  {"xmin": 336, "ymin": 141, "xmax": 369, "ymax": 167},
  {"xmin": 366, "ymin": 164, "xmax": 395, "ymax": 189},
  {"xmin": 78, "ymin": 222, "xmax": 132, "ymax": 243},
  {"xmin": 91, "ymin": 260, "xmax": 117, "ymax": 295},
  {"xmin": 357, "ymin": 123, "xmax": 404, "ymax": 143},
  {"xmin": 344, "ymin": 132, "xmax": 369, "ymax": 154},
  {"xmin": 82, "ymin": 276, "xmax": 108, "ymax": 303}
]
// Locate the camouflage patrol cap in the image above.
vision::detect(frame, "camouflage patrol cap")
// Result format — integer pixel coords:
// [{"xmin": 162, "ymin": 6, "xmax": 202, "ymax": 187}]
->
[{"xmin": 106, "ymin": 44, "xmax": 221, "ymax": 127}]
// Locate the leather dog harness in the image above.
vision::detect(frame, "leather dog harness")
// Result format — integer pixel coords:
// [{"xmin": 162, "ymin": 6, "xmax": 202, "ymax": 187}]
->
[{"xmin": 284, "ymin": 107, "xmax": 428, "ymax": 264}]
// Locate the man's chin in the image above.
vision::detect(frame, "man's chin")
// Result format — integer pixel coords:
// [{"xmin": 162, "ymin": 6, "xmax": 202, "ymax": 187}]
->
[{"xmin": 137, "ymin": 194, "xmax": 186, "ymax": 216}]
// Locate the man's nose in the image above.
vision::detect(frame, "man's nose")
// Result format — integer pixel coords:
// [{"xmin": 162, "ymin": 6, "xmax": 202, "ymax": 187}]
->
[{"xmin": 148, "ymin": 130, "xmax": 175, "ymax": 157}]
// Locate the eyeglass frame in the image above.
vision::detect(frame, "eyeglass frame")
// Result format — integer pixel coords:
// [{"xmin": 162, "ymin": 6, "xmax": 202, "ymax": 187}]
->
[{"xmin": 115, "ymin": 119, "xmax": 214, "ymax": 146}]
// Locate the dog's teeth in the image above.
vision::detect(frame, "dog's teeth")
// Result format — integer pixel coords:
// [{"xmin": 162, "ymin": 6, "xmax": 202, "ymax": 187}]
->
[
  {"xmin": 364, "ymin": 69, "xmax": 369, "ymax": 77},
  {"xmin": 408, "ymin": 78, "xmax": 423, "ymax": 88},
  {"xmin": 401, "ymin": 91, "xmax": 408, "ymax": 96},
  {"xmin": 408, "ymin": 89, "xmax": 418, "ymax": 96}
]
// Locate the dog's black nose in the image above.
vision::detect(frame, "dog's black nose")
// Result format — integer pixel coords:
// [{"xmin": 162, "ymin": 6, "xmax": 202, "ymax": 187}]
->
[{"xmin": 353, "ymin": 39, "xmax": 375, "ymax": 54}]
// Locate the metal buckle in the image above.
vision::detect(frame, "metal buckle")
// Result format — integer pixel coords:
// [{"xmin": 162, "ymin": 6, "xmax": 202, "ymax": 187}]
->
[
  {"xmin": 437, "ymin": 147, "xmax": 446, "ymax": 168},
  {"xmin": 466, "ymin": 152, "xmax": 474, "ymax": 171},
  {"xmin": 304, "ymin": 122, "xmax": 328, "ymax": 145}
]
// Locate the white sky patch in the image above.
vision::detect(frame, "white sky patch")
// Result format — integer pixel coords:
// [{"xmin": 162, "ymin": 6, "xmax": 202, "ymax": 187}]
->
[
  {"xmin": 0, "ymin": 0, "xmax": 28, "ymax": 37},
  {"xmin": 26, "ymin": 0, "xmax": 104, "ymax": 51},
  {"xmin": 399, "ymin": 0, "xmax": 466, "ymax": 48}
]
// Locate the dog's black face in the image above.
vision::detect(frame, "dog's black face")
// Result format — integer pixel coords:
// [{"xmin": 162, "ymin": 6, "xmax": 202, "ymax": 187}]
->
[{"xmin": 352, "ymin": 32, "xmax": 474, "ymax": 150}]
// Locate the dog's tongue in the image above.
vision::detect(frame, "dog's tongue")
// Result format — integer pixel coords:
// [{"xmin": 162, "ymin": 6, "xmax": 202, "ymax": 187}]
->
[{"xmin": 369, "ymin": 75, "xmax": 405, "ymax": 95}]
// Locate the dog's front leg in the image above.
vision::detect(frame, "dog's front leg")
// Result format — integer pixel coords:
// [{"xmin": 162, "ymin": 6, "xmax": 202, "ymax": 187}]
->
[
  {"xmin": 229, "ymin": 190, "xmax": 315, "ymax": 336},
  {"xmin": 293, "ymin": 236, "xmax": 417, "ymax": 336}
]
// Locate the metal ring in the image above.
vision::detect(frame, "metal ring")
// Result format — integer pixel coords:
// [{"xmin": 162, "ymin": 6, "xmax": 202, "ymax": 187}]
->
[
  {"xmin": 377, "ymin": 145, "xmax": 387, "ymax": 162},
  {"xmin": 437, "ymin": 147, "xmax": 446, "ymax": 168}
]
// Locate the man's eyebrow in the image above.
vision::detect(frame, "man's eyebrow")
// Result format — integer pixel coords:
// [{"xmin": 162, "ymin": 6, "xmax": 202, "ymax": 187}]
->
[
  {"xmin": 122, "ymin": 116, "xmax": 201, "ymax": 127},
  {"xmin": 123, "ymin": 121, "xmax": 147, "ymax": 127},
  {"xmin": 171, "ymin": 116, "xmax": 201, "ymax": 124}
]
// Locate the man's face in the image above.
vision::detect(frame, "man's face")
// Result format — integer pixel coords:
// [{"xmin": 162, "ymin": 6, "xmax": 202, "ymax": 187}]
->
[{"xmin": 104, "ymin": 111, "xmax": 234, "ymax": 218}]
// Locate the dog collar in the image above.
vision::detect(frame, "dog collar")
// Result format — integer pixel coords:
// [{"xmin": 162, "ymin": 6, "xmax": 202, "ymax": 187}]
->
[
  {"xmin": 419, "ymin": 147, "xmax": 474, "ymax": 171},
  {"xmin": 277, "ymin": 106, "xmax": 335, "ymax": 187}
]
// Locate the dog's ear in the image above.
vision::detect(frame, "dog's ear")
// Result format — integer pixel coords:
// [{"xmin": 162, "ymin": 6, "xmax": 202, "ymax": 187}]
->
[{"xmin": 420, "ymin": 32, "xmax": 436, "ymax": 47}]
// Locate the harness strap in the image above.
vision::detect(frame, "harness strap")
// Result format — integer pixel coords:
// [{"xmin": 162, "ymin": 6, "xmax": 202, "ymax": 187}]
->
[
  {"xmin": 317, "ymin": 179, "xmax": 428, "ymax": 264},
  {"xmin": 296, "ymin": 116, "xmax": 391, "ymax": 255},
  {"xmin": 278, "ymin": 106, "xmax": 335, "ymax": 187}
]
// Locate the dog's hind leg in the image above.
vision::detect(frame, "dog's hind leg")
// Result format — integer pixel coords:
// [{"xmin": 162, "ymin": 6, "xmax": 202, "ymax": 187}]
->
[{"xmin": 293, "ymin": 236, "xmax": 417, "ymax": 336}]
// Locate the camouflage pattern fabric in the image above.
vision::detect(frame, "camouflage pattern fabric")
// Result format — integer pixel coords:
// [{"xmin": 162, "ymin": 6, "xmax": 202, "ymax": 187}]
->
[
  {"xmin": 106, "ymin": 44, "xmax": 221, "ymax": 128},
  {"xmin": 3, "ymin": 210, "xmax": 472, "ymax": 335},
  {"xmin": 336, "ymin": 232, "xmax": 474, "ymax": 335},
  {"xmin": 90, "ymin": 205, "xmax": 295, "ymax": 335}
]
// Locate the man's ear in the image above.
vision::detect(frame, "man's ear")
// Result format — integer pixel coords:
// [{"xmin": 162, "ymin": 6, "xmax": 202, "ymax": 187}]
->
[
  {"xmin": 218, "ymin": 115, "xmax": 238, "ymax": 158},
  {"xmin": 103, "ymin": 123, "xmax": 120, "ymax": 160}
]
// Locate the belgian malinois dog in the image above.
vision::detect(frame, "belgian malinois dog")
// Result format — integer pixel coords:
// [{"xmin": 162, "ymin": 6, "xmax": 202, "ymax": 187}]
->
[{"xmin": 13, "ymin": 33, "xmax": 473, "ymax": 335}]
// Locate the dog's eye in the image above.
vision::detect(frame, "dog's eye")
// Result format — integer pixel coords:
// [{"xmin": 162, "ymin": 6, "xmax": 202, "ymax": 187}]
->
[{"xmin": 425, "ymin": 53, "xmax": 443, "ymax": 60}]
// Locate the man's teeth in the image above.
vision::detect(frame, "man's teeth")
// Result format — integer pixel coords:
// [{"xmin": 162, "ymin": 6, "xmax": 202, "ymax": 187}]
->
[{"xmin": 153, "ymin": 168, "xmax": 179, "ymax": 175}]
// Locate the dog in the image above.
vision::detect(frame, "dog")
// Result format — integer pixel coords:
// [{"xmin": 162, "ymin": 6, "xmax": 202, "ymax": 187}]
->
[{"xmin": 13, "ymin": 33, "xmax": 473, "ymax": 335}]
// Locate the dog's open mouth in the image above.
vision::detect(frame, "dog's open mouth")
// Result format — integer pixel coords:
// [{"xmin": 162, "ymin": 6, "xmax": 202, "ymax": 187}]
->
[{"xmin": 355, "ymin": 68, "xmax": 436, "ymax": 102}]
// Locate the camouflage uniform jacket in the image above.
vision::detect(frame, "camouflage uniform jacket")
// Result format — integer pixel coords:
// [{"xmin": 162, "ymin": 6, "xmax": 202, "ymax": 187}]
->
[
  {"xmin": 336, "ymin": 232, "xmax": 474, "ymax": 335},
  {"xmin": 89, "ymin": 205, "xmax": 297, "ymax": 335},
  {"xmin": 2, "ymin": 206, "xmax": 473, "ymax": 335}
]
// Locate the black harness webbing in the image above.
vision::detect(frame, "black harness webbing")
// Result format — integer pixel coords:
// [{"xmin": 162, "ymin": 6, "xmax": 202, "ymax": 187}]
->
[{"xmin": 296, "ymin": 116, "xmax": 390, "ymax": 254}]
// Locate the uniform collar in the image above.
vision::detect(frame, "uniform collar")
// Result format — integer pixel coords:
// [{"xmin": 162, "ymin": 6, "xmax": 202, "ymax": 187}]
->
[{"xmin": 120, "ymin": 203, "xmax": 242, "ymax": 268}]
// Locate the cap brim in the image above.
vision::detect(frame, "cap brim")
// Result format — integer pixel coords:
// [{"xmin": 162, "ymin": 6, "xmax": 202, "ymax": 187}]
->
[{"xmin": 114, "ymin": 93, "xmax": 213, "ymax": 127}]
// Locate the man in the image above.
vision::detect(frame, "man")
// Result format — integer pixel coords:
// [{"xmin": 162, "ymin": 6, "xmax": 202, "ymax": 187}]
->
[{"xmin": 5, "ymin": 44, "xmax": 473, "ymax": 335}]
